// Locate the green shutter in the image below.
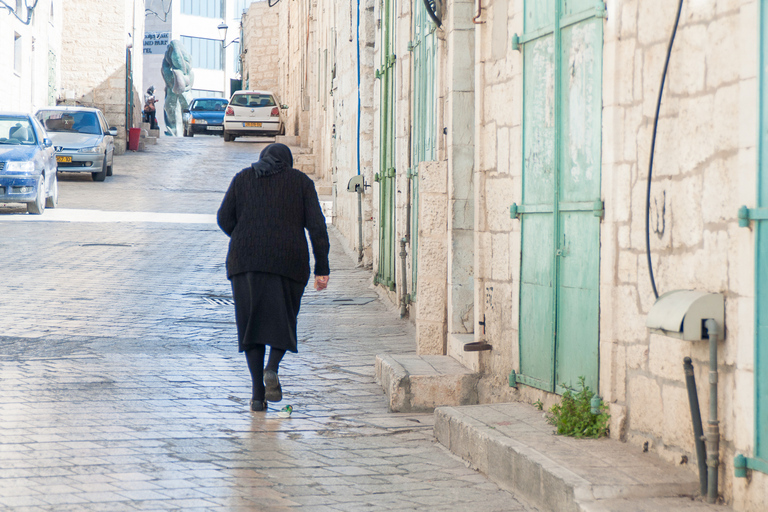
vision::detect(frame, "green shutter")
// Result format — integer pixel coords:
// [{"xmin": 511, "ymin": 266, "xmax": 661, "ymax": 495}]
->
[
  {"xmin": 517, "ymin": 0, "xmax": 604, "ymax": 394},
  {"xmin": 376, "ymin": 0, "xmax": 397, "ymax": 290}
]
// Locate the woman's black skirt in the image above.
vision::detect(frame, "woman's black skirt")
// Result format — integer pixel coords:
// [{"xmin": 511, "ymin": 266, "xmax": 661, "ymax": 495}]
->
[{"xmin": 231, "ymin": 271, "xmax": 305, "ymax": 353}]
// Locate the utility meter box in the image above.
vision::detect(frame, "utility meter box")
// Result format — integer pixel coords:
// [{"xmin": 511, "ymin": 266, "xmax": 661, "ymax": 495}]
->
[
  {"xmin": 347, "ymin": 175, "xmax": 365, "ymax": 193},
  {"xmin": 646, "ymin": 290, "xmax": 724, "ymax": 341}
]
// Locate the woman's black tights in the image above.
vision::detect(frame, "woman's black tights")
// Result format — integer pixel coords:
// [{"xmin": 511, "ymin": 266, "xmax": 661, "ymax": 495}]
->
[{"xmin": 245, "ymin": 346, "xmax": 286, "ymax": 400}]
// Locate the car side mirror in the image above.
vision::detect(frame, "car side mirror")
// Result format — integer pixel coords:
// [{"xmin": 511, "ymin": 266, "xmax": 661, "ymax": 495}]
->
[
  {"xmin": 43, "ymin": 138, "xmax": 52, "ymax": 148},
  {"xmin": 281, "ymin": 104, "xmax": 288, "ymax": 110},
  {"xmin": 183, "ymin": 109, "xmax": 190, "ymax": 114},
  {"xmin": 108, "ymin": 127, "xmax": 118, "ymax": 137}
]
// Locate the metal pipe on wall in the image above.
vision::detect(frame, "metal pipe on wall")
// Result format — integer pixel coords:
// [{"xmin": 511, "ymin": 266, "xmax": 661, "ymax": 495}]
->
[
  {"xmin": 399, "ymin": 237, "xmax": 408, "ymax": 317},
  {"xmin": 683, "ymin": 357, "xmax": 708, "ymax": 496},
  {"xmin": 704, "ymin": 319, "xmax": 720, "ymax": 503}
]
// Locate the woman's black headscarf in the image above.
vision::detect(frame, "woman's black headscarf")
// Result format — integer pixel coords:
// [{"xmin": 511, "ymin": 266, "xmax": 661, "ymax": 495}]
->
[{"xmin": 250, "ymin": 143, "xmax": 293, "ymax": 178}]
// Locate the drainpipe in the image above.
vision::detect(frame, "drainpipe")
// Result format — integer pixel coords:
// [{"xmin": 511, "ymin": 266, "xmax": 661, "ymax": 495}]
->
[
  {"xmin": 357, "ymin": 187, "xmax": 364, "ymax": 262},
  {"xmin": 704, "ymin": 319, "xmax": 720, "ymax": 504},
  {"xmin": 683, "ymin": 357, "xmax": 707, "ymax": 496},
  {"xmin": 399, "ymin": 237, "xmax": 408, "ymax": 317}
]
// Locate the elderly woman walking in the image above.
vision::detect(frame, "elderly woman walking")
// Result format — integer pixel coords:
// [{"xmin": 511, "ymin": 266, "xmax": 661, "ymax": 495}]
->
[{"xmin": 217, "ymin": 143, "xmax": 330, "ymax": 412}]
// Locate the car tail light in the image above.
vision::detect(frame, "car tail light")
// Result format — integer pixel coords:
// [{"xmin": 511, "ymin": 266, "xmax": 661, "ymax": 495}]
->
[
  {"xmin": 271, "ymin": 107, "xmax": 279, "ymax": 117},
  {"xmin": 226, "ymin": 106, "xmax": 234, "ymax": 116}
]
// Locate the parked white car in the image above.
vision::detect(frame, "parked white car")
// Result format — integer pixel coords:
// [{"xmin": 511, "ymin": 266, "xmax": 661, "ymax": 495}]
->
[
  {"xmin": 223, "ymin": 91, "xmax": 286, "ymax": 142},
  {"xmin": 35, "ymin": 107, "xmax": 116, "ymax": 182}
]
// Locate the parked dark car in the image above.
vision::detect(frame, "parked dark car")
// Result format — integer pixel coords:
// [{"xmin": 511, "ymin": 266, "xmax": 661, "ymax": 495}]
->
[
  {"xmin": 0, "ymin": 113, "xmax": 58, "ymax": 214},
  {"xmin": 35, "ymin": 107, "xmax": 116, "ymax": 182},
  {"xmin": 182, "ymin": 98, "xmax": 228, "ymax": 137}
]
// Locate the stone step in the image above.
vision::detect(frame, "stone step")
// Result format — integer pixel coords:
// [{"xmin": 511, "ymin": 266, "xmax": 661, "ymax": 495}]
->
[
  {"xmin": 275, "ymin": 135, "xmax": 300, "ymax": 146},
  {"xmin": 375, "ymin": 354, "xmax": 479, "ymax": 413},
  {"xmin": 143, "ymin": 136, "xmax": 157, "ymax": 145},
  {"xmin": 149, "ymin": 129, "xmax": 161, "ymax": 138},
  {"xmin": 434, "ymin": 403, "xmax": 721, "ymax": 512},
  {"xmin": 316, "ymin": 185, "xmax": 332, "ymax": 196}
]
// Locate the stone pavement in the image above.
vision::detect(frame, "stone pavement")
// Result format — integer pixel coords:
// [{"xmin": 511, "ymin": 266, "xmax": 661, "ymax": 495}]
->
[{"xmin": 0, "ymin": 137, "xmax": 534, "ymax": 511}]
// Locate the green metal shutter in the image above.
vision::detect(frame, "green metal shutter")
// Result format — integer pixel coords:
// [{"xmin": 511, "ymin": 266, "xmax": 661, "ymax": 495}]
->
[
  {"xmin": 375, "ymin": 0, "xmax": 397, "ymax": 290},
  {"xmin": 409, "ymin": 0, "xmax": 438, "ymax": 297},
  {"xmin": 516, "ymin": 0, "xmax": 604, "ymax": 394}
]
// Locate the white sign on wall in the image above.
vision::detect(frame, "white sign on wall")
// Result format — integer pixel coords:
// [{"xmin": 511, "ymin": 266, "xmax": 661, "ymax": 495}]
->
[{"xmin": 143, "ymin": 32, "xmax": 170, "ymax": 54}]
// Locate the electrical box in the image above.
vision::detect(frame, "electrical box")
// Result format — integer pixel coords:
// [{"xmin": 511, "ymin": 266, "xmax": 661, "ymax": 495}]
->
[
  {"xmin": 646, "ymin": 290, "xmax": 724, "ymax": 341},
  {"xmin": 347, "ymin": 175, "xmax": 365, "ymax": 193}
]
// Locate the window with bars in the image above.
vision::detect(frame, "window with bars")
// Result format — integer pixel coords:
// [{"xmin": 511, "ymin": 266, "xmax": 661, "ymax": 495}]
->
[
  {"xmin": 180, "ymin": 36, "xmax": 223, "ymax": 70},
  {"xmin": 180, "ymin": 0, "xmax": 223, "ymax": 18}
]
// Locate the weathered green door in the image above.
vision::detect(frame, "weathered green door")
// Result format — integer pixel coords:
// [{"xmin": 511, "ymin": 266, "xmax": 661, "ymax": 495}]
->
[
  {"xmin": 756, "ymin": 2, "xmax": 768, "ymax": 467},
  {"xmin": 376, "ymin": 0, "xmax": 397, "ymax": 290},
  {"xmin": 516, "ymin": 0, "xmax": 604, "ymax": 393},
  {"xmin": 410, "ymin": 0, "xmax": 438, "ymax": 296}
]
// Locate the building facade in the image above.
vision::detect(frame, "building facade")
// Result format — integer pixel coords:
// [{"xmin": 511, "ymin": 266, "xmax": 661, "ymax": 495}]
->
[
  {"xmin": 246, "ymin": 0, "xmax": 768, "ymax": 508},
  {"xmin": 0, "ymin": 1, "xmax": 63, "ymax": 112}
]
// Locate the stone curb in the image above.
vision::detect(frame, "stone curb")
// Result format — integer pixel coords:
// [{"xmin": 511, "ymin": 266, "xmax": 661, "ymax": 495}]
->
[{"xmin": 434, "ymin": 404, "xmax": 717, "ymax": 512}]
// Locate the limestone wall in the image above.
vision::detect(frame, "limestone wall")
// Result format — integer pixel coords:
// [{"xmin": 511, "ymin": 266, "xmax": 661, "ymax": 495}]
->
[
  {"xmin": 600, "ymin": 1, "xmax": 761, "ymax": 508},
  {"xmin": 242, "ymin": 2, "xmax": 279, "ymax": 93},
  {"xmin": 60, "ymin": 0, "xmax": 145, "ymax": 154}
]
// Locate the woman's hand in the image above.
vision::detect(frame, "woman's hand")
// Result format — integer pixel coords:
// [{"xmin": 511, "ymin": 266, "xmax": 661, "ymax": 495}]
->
[{"xmin": 314, "ymin": 275, "xmax": 329, "ymax": 291}]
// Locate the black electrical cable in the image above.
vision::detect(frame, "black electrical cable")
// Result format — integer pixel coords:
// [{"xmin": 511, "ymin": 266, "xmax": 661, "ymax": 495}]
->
[{"xmin": 646, "ymin": 0, "xmax": 684, "ymax": 300}]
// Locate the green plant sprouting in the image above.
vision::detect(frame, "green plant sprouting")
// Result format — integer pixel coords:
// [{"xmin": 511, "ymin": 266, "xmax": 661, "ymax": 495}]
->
[{"xmin": 547, "ymin": 377, "xmax": 610, "ymax": 439}]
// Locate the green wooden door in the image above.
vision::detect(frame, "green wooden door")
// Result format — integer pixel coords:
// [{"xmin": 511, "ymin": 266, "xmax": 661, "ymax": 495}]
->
[
  {"xmin": 410, "ymin": 0, "xmax": 437, "ymax": 296},
  {"xmin": 517, "ymin": 0, "xmax": 604, "ymax": 394},
  {"xmin": 756, "ymin": 2, "xmax": 768, "ymax": 465},
  {"xmin": 376, "ymin": 0, "xmax": 397, "ymax": 290}
]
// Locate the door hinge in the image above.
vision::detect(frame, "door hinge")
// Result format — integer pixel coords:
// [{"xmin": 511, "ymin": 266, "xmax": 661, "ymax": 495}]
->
[
  {"xmin": 738, "ymin": 205, "xmax": 768, "ymax": 227},
  {"xmin": 593, "ymin": 200, "xmax": 604, "ymax": 219},
  {"xmin": 406, "ymin": 168, "xmax": 419, "ymax": 179},
  {"xmin": 374, "ymin": 172, "xmax": 380, "ymax": 182},
  {"xmin": 407, "ymin": 41, "xmax": 414, "ymax": 52}
]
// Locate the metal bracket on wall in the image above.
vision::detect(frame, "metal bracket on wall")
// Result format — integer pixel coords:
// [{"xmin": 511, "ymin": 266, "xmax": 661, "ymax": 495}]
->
[
  {"xmin": 737, "ymin": 205, "xmax": 768, "ymax": 227},
  {"xmin": 510, "ymin": 200, "xmax": 604, "ymax": 220},
  {"xmin": 734, "ymin": 454, "xmax": 768, "ymax": 477}
]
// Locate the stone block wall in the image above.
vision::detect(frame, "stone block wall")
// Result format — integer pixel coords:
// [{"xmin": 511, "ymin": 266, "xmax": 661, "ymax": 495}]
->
[
  {"xmin": 60, "ymin": 0, "xmax": 144, "ymax": 154},
  {"xmin": 600, "ymin": 1, "xmax": 761, "ymax": 507},
  {"xmin": 242, "ymin": 2, "xmax": 279, "ymax": 93}
]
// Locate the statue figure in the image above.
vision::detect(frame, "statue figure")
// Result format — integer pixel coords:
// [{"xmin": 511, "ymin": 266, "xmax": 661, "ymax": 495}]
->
[{"xmin": 161, "ymin": 40, "xmax": 194, "ymax": 137}]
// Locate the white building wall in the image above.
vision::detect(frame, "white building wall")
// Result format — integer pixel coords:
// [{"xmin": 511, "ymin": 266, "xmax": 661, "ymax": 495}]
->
[{"xmin": 0, "ymin": 0, "xmax": 63, "ymax": 112}]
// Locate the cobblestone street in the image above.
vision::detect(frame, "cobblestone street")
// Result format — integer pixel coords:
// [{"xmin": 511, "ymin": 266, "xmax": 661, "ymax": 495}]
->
[{"xmin": 0, "ymin": 137, "xmax": 533, "ymax": 511}]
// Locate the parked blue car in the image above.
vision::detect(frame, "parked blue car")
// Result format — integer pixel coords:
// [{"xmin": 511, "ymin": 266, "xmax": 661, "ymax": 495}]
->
[
  {"xmin": 0, "ymin": 113, "xmax": 58, "ymax": 214},
  {"xmin": 182, "ymin": 97, "xmax": 228, "ymax": 137}
]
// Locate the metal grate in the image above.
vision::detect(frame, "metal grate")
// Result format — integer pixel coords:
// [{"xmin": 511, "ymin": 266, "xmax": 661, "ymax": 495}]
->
[{"xmin": 204, "ymin": 297, "xmax": 234, "ymax": 307}]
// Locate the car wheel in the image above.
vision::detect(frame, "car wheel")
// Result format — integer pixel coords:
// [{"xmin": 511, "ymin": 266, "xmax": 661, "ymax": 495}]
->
[
  {"xmin": 45, "ymin": 172, "xmax": 58, "ymax": 208},
  {"xmin": 183, "ymin": 126, "xmax": 191, "ymax": 137},
  {"xmin": 92, "ymin": 156, "xmax": 107, "ymax": 182},
  {"xmin": 107, "ymin": 155, "xmax": 113, "ymax": 176},
  {"xmin": 224, "ymin": 131, "xmax": 234, "ymax": 142},
  {"xmin": 188, "ymin": 129, "xmax": 194, "ymax": 138},
  {"xmin": 27, "ymin": 175, "xmax": 45, "ymax": 215}
]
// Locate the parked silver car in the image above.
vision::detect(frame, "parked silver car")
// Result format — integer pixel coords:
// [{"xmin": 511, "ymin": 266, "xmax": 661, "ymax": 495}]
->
[
  {"xmin": 0, "ymin": 113, "xmax": 58, "ymax": 214},
  {"xmin": 35, "ymin": 107, "xmax": 117, "ymax": 182}
]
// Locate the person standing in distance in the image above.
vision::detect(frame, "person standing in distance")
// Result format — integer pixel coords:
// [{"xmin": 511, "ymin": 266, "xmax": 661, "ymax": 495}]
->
[{"xmin": 217, "ymin": 143, "xmax": 330, "ymax": 412}]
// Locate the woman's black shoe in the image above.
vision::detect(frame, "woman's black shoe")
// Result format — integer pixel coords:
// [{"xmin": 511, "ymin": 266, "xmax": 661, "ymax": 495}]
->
[
  {"xmin": 250, "ymin": 399, "xmax": 267, "ymax": 412},
  {"xmin": 264, "ymin": 370, "xmax": 283, "ymax": 402}
]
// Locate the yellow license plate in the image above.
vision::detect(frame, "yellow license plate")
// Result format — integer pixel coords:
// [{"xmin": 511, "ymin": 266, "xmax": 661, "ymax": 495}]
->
[
  {"xmin": 243, "ymin": 122, "xmax": 262, "ymax": 127},
  {"xmin": 56, "ymin": 156, "xmax": 72, "ymax": 163}
]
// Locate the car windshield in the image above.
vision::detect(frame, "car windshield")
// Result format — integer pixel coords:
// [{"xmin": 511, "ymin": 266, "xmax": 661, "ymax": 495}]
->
[
  {"xmin": 0, "ymin": 118, "xmax": 37, "ymax": 145},
  {"xmin": 37, "ymin": 110, "xmax": 102, "ymax": 135},
  {"xmin": 230, "ymin": 94, "xmax": 276, "ymax": 108},
  {"xmin": 191, "ymin": 99, "xmax": 228, "ymax": 112}
]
